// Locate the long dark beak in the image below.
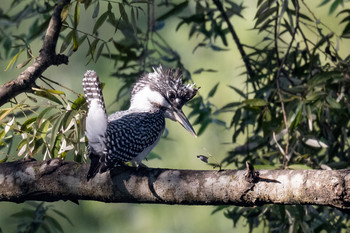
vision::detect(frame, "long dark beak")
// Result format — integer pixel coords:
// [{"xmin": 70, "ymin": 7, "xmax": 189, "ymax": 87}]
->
[{"xmin": 173, "ymin": 108, "xmax": 197, "ymax": 137}]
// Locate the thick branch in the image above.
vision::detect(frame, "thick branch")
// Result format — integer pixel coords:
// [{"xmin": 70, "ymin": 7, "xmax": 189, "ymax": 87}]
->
[
  {"xmin": 0, "ymin": 0, "xmax": 70, "ymax": 107},
  {"xmin": 0, "ymin": 159, "xmax": 350, "ymax": 209}
]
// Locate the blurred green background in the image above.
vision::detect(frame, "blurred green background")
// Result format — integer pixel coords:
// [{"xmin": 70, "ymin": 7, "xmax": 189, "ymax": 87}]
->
[{"xmin": 0, "ymin": 0, "xmax": 349, "ymax": 232}]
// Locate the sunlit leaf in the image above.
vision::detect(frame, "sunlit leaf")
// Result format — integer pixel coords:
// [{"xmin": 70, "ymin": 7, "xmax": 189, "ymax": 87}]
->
[
  {"xmin": 5, "ymin": 49, "xmax": 24, "ymax": 71},
  {"xmin": 0, "ymin": 105, "xmax": 19, "ymax": 123},
  {"xmin": 32, "ymin": 88, "xmax": 62, "ymax": 105},
  {"xmin": 73, "ymin": 30, "xmax": 78, "ymax": 51},
  {"xmin": 61, "ymin": 3, "xmax": 71, "ymax": 21},
  {"xmin": 288, "ymin": 164, "xmax": 313, "ymax": 170},
  {"xmin": 304, "ymin": 138, "xmax": 328, "ymax": 148},
  {"xmin": 244, "ymin": 98, "xmax": 267, "ymax": 107}
]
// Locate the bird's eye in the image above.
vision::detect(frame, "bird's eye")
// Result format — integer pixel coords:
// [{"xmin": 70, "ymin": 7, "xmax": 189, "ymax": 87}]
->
[{"xmin": 167, "ymin": 91, "xmax": 176, "ymax": 101}]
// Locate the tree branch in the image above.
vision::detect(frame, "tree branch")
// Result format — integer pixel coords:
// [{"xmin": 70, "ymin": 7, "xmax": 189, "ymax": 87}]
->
[
  {"xmin": 1, "ymin": 159, "xmax": 350, "ymax": 209},
  {"xmin": 212, "ymin": 0, "xmax": 256, "ymax": 90},
  {"xmin": 0, "ymin": 0, "xmax": 70, "ymax": 107}
]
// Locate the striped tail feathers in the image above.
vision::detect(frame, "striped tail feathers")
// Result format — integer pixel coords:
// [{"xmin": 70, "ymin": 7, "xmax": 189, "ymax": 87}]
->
[
  {"xmin": 83, "ymin": 70, "xmax": 108, "ymax": 181},
  {"xmin": 82, "ymin": 70, "xmax": 107, "ymax": 114}
]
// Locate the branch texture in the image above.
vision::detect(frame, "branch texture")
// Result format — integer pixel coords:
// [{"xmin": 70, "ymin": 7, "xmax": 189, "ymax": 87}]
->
[
  {"xmin": 0, "ymin": 0, "xmax": 70, "ymax": 107},
  {"xmin": 0, "ymin": 159, "xmax": 350, "ymax": 209}
]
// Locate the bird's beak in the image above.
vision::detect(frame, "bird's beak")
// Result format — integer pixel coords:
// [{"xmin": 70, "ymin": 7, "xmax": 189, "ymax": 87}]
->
[{"xmin": 173, "ymin": 108, "xmax": 197, "ymax": 137}]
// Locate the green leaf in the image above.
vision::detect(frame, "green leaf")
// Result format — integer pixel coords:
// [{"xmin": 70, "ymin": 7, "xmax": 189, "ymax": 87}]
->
[
  {"xmin": 36, "ymin": 107, "xmax": 53, "ymax": 128},
  {"xmin": 228, "ymin": 85, "xmax": 247, "ymax": 98},
  {"xmin": 244, "ymin": 98, "xmax": 267, "ymax": 107},
  {"xmin": 33, "ymin": 88, "xmax": 62, "ymax": 105},
  {"xmin": 51, "ymin": 209, "xmax": 74, "ymax": 226},
  {"xmin": 5, "ymin": 49, "xmax": 24, "ymax": 71},
  {"xmin": 95, "ymin": 42, "xmax": 104, "ymax": 61},
  {"xmin": 71, "ymin": 95, "xmax": 86, "ymax": 110},
  {"xmin": 156, "ymin": 1, "xmax": 188, "ymax": 21},
  {"xmin": 329, "ymin": 0, "xmax": 340, "ymax": 15},
  {"xmin": 50, "ymin": 114, "xmax": 65, "ymax": 157},
  {"xmin": 45, "ymin": 215, "xmax": 64, "ymax": 233},
  {"xmin": 46, "ymin": 89, "xmax": 66, "ymax": 95},
  {"xmin": 11, "ymin": 209, "xmax": 35, "ymax": 218},
  {"xmin": 118, "ymin": 3, "xmax": 129, "ymax": 24},
  {"xmin": 73, "ymin": 30, "xmax": 78, "ymax": 51},
  {"xmin": 253, "ymin": 164, "xmax": 278, "ymax": 170},
  {"xmin": 341, "ymin": 23, "xmax": 350, "ymax": 38},
  {"xmin": 193, "ymin": 68, "xmax": 217, "ymax": 74},
  {"xmin": 38, "ymin": 119, "xmax": 50, "ymax": 138},
  {"xmin": 288, "ymin": 164, "xmax": 312, "ymax": 170},
  {"xmin": 92, "ymin": 1, "xmax": 99, "ymax": 18},
  {"xmin": 254, "ymin": 1, "xmax": 277, "ymax": 28},
  {"xmin": 93, "ymin": 12, "xmax": 108, "ymax": 34},
  {"xmin": 86, "ymin": 38, "xmax": 99, "ymax": 62},
  {"xmin": 32, "ymin": 138, "xmax": 45, "ymax": 156},
  {"xmin": 326, "ymin": 96, "xmax": 341, "ymax": 109},
  {"xmin": 220, "ymin": 102, "xmax": 242, "ymax": 111},
  {"xmin": 17, "ymin": 138, "xmax": 29, "ymax": 156},
  {"xmin": 74, "ymin": 1, "xmax": 80, "ymax": 28},
  {"xmin": 61, "ymin": 3, "xmax": 71, "ymax": 21},
  {"xmin": 131, "ymin": 8, "xmax": 138, "ymax": 35},
  {"xmin": 208, "ymin": 82, "xmax": 219, "ymax": 98},
  {"xmin": 0, "ymin": 105, "xmax": 19, "ymax": 123},
  {"xmin": 60, "ymin": 30, "xmax": 73, "ymax": 53},
  {"xmin": 210, "ymin": 44, "xmax": 229, "ymax": 51},
  {"xmin": 62, "ymin": 110, "xmax": 76, "ymax": 130},
  {"xmin": 308, "ymin": 71, "xmax": 341, "ymax": 87}
]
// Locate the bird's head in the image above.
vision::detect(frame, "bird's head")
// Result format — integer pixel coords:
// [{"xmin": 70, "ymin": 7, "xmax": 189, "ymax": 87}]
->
[{"xmin": 130, "ymin": 65, "xmax": 199, "ymax": 137}]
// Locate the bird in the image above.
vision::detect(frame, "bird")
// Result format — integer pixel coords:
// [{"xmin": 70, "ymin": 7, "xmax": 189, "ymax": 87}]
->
[{"xmin": 82, "ymin": 65, "xmax": 199, "ymax": 181}]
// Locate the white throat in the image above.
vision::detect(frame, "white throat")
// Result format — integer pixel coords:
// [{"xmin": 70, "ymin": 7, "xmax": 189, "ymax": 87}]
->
[{"xmin": 129, "ymin": 85, "xmax": 170, "ymax": 111}]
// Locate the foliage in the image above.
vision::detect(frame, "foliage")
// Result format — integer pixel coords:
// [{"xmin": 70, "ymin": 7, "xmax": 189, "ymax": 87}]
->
[
  {"xmin": 10, "ymin": 202, "xmax": 72, "ymax": 233},
  {"xmin": 0, "ymin": 85, "xmax": 86, "ymax": 162},
  {"xmin": 1, "ymin": 0, "xmax": 350, "ymax": 232}
]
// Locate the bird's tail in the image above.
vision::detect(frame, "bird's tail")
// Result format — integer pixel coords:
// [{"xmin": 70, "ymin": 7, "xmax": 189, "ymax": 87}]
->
[
  {"xmin": 86, "ymin": 147, "xmax": 108, "ymax": 181},
  {"xmin": 83, "ymin": 70, "xmax": 108, "ymax": 181},
  {"xmin": 82, "ymin": 70, "xmax": 106, "ymax": 112}
]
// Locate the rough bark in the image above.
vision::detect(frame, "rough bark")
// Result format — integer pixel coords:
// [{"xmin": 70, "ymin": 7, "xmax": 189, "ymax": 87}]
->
[
  {"xmin": 0, "ymin": 0, "xmax": 70, "ymax": 107},
  {"xmin": 0, "ymin": 159, "xmax": 349, "ymax": 209}
]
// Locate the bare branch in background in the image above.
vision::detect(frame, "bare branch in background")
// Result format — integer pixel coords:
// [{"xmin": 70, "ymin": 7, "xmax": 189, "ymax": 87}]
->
[
  {"xmin": 0, "ymin": 0, "xmax": 71, "ymax": 107},
  {"xmin": 212, "ymin": 0, "xmax": 256, "ymax": 90}
]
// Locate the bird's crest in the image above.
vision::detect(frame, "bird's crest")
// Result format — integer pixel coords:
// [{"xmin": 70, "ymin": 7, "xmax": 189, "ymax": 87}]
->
[{"xmin": 132, "ymin": 65, "xmax": 199, "ymax": 107}]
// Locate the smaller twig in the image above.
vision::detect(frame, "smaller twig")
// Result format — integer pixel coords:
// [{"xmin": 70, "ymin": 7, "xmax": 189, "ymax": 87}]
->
[
  {"xmin": 274, "ymin": 0, "xmax": 300, "ymax": 167},
  {"xmin": 64, "ymin": 25, "xmax": 108, "ymax": 43},
  {"xmin": 301, "ymin": 0, "xmax": 339, "ymax": 37},
  {"xmin": 40, "ymin": 75, "xmax": 81, "ymax": 96},
  {"xmin": 272, "ymin": 131, "xmax": 288, "ymax": 159},
  {"xmin": 0, "ymin": 0, "xmax": 71, "ymax": 107},
  {"xmin": 212, "ymin": 0, "xmax": 256, "ymax": 90}
]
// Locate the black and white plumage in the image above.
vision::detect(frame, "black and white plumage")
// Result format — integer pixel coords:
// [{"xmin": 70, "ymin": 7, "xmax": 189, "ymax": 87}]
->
[{"xmin": 83, "ymin": 66, "xmax": 199, "ymax": 181}]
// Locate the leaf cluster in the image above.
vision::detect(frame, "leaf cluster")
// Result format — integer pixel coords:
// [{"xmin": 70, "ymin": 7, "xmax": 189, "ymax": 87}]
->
[
  {"xmin": 10, "ymin": 202, "xmax": 72, "ymax": 233},
  {"xmin": 0, "ymin": 86, "xmax": 87, "ymax": 162}
]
